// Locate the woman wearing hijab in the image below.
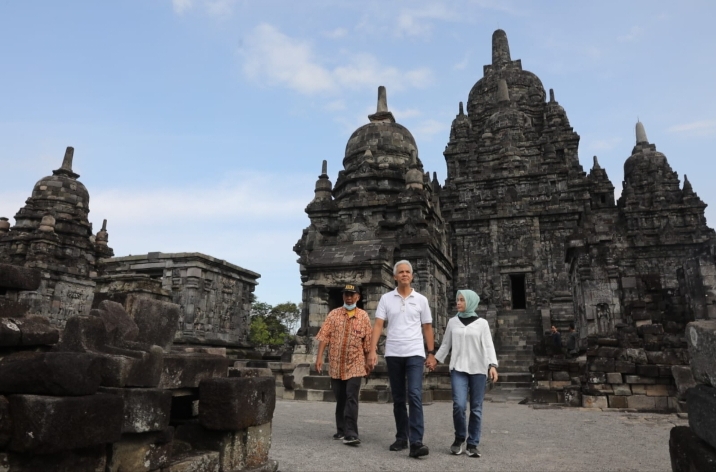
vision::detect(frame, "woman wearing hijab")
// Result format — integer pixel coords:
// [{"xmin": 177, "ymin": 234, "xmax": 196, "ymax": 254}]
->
[{"xmin": 427, "ymin": 290, "xmax": 498, "ymax": 458}]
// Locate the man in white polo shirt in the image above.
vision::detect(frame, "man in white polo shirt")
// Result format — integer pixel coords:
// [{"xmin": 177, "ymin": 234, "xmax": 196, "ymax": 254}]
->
[{"xmin": 367, "ymin": 260, "xmax": 435, "ymax": 459}]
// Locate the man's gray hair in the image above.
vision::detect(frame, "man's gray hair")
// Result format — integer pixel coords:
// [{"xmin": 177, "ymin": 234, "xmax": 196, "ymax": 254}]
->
[{"xmin": 393, "ymin": 260, "xmax": 413, "ymax": 275}]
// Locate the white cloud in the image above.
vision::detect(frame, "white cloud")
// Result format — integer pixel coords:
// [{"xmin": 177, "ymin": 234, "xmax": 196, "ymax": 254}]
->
[
  {"xmin": 324, "ymin": 99, "xmax": 346, "ymax": 112},
  {"xmin": 324, "ymin": 28, "xmax": 348, "ymax": 39},
  {"xmin": 392, "ymin": 108, "xmax": 422, "ymax": 120},
  {"xmin": 172, "ymin": 0, "xmax": 193, "ymax": 14},
  {"xmin": 395, "ymin": 3, "xmax": 459, "ymax": 38},
  {"xmin": 589, "ymin": 137, "xmax": 622, "ymax": 151},
  {"xmin": 668, "ymin": 120, "xmax": 716, "ymax": 137},
  {"xmin": 241, "ymin": 24, "xmax": 433, "ymax": 95},
  {"xmin": 618, "ymin": 26, "xmax": 644, "ymax": 42}
]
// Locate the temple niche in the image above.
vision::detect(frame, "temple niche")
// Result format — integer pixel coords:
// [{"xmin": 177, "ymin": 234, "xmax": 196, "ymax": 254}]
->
[
  {"xmin": 293, "ymin": 86, "xmax": 452, "ymax": 346},
  {"xmin": 0, "ymin": 147, "xmax": 114, "ymax": 327}
]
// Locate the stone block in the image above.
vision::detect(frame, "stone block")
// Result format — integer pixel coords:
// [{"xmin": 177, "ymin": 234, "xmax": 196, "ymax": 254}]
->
[
  {"xmin": 199, "ymin": 377, "xmax": 276, "ymax": 431},
  {"xmin": 552, "ymin": 371, "xmax": 570, "ymax": 381},
  {"xmin": 0, "ymin": 445, "xmax": 107, "ymax": 472},
  {"xmin": 582, "ymin": 395, "xmax": 607, "ymax": 409},
  {"xmin": 159, "ymin": 353, "xmax": 230, "ymax": 389},
  {"xmin": 245, "ymin": 423, "xmax": 272, "ymax": 469},
  {"xmin": 0, "ymin": 396, "xmax": 10, "ymax": 448},
  {"xmin": 686, "ymin": 320, "xmax": 716, "ymax": 387},
  {"xmin": 608, "ymin": 395, "xmax": 628, "ymax": 408},
  {"xmin": 606, "ymin": 372, "xmax": 623, "ymax": 384},
  {"xmin": 8, "ymin": 394, "xmax": 123, "ymax": 453},
  {"xmin": 127, "ymin": 297, "xmax": 181, "ymax": 351},
  {"xmin": 57, "ymin": 315, "xmax": 109, "ymax": 352},
  {"xmin": 97, "ymin": 347, "xmax": 164, "ymax": 388},
  {"xmin": 550, "ymin": 381, "xmax": 571, "ymax": 390},
  {"xmin": 596, "ymin": 346, "xmax": 621, "ymax": 358},
  {"xmin": 636, "ymin": 364, "xmax": 660, "ymax": 377},
  {"xmin": 587, "ymin": 372, "xmax": 606, "ymax": 384},
  {"xmin": 619, "ymin": 348, "xmax": 648, "ymax": 365},
  {"xmin": 614, "ymin": 360, "xmax": 636, "ymax": 374},
  {"xmin": 0, "ymin": 299, "xmax": 31, "ymax": 318},
  {"xmin": 162, "ymin": 451, "xmax": 219, "ymax": 472},
  {"xmin": 107, "ymin": 431, "xmax": 174, "ymax": 472},
  {"xmin": 0, "ymin": 313, "xmax": 60, "ymax": 347},
  {"xmin": 531, "ymin": 389, "xmax": 559, "ymax": 403},
  {"xmin": 564, "ymin": 386, "xmax": 581, "ymax": 407},
  {"xmin": 631, "ymin": 384, "xmax": 647, "ymax": 395},
  {"xmin": 99, "ymin": 387, "xmax": 172, "ymax": 433},
  {"xmin": 589, "ymin": 357, "xmax": 614, "ymax": 372},
  {"xmin": 627, "ymin": 395, "xmax": 657, "ymax": 410},
  {"xmin": 669, "ymin": 426, "xmax": 716, "ymax": 472},
  {"xmin": 94, "ymin": 300, "xmax": 139, "ymax": 344},
  {"xmin": 0, "ymin": 351, "xmax": 102, "ymax": 396},
  {"xmin": 645, "ymin": 349, "xmax": 688, "ymax": 365},
  {"xmin": 612, "ymin": 384, "xmax": 632, "ymax": 396},
  {"xmin": 687, "ymin": 384, "xmax": 716, "ymax": 450},
  {"xmin": 625, "ymin": 375, "xmax": 656, "ymax": 384},
  {"xmin": 645, "ymin": 384, "xmax": 674, "ymax": 397},
  {"xmin": 0, "ymin": 263, "xmax": 41, "ymax": 290},
  {"xmin": 672, "ymin": 365, "xmax": 697, "ymax": 399},
  {"xmin": 228, "ymin": 367, "xmax": 273, "ymax": 378}
]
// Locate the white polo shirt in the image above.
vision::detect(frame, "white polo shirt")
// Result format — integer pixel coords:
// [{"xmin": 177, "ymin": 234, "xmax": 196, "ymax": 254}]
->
[{"xmin": 375, "ymin": 288, "xmax": 432, "ymax": 358}]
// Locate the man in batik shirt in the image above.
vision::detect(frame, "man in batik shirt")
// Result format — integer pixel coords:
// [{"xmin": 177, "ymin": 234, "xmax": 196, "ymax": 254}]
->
[{"xmin": 315, "ymin": 284, "xmax": 372, "ymax": 446}]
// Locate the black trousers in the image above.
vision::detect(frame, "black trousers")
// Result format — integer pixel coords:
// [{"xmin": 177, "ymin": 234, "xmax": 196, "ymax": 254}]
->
[{"xmin": 331, "ymin": 377, "xmax": 362, "ymax": 438}]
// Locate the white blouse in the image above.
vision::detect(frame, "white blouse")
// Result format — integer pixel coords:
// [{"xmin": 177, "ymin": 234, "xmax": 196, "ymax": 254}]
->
[{"xmin": 434, "ymin": 316, "xmax": 498, "ymax": 375}]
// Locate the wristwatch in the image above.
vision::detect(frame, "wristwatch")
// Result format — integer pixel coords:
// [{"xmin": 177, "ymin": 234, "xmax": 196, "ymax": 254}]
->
[{"xmin": 427, "ymin": 349, "xmax": 436, "ymax": 355}]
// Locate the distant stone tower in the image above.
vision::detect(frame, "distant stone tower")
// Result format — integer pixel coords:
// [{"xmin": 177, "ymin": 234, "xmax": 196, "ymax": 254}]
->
[
  {"xmin": 567, "ymin": 122, "xmax": 716, "ymax": 339},
  {"xmin": 0, "ymin": 146, "xmax": 113, "ymax": 326},
  {"xmin": 440, "ymin": 30, "xmax": 590, "ymax": 368},
  {"xmin": 294, "ymin": 86, "xmax": 452, "ymax": 343}
]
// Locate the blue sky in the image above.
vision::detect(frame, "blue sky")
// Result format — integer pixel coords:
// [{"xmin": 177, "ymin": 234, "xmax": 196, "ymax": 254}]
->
[{"xmin": 1, "ymin": 1, "xmax": 715, "ymax": 306}]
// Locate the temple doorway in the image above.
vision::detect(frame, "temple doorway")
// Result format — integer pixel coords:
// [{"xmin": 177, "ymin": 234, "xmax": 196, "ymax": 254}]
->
[{"xmin": 510, "ymin": 274, "xmax": 526, "ymax": 309}]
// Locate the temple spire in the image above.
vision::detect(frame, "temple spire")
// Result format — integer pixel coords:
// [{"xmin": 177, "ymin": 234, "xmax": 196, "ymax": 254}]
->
[
  {"xmin": 368, "ymin": 86, "xmax": 396, "ymax": 123},
  {"xmin": 492, "ymin": 29, "xmax": 511, "ymax": 65},
  {"xmin": 52, "ymin": 146, "xmax": 80, "ymax": 179},
  {"xmin": 321, "ymin": 159, "xmax": 328, "ymax": 177},
  {"xmin": 549, "ymin": 89, "xmax": 555, "ymax": 103},
  {"xmin": 636, "ymin": 120, "xmax": 649, "ymax": 144},
  {"xmin": 593, "ymin": 156, "xmax": 601, "ymax": 170},
  {"xmin": 458, "ymin": 102, "xmax": 464, "ymax": 116}
]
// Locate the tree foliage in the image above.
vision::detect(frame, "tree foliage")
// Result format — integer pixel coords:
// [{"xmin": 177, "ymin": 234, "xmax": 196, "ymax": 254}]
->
[{"xmin": 249, "ymin": 300, "xmax": 301, "ymax": 348}]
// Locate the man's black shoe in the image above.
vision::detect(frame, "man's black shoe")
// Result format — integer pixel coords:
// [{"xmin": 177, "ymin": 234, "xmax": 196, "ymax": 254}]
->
[
  {"xmin": 332, "ymin": 433, "xmax": 344, "ymax": 440},
  {"xmin": 389, "ymin": 440, "xmax": 408, "ymax": 451},
  {"xmin": 466, "ymin": 445, "xmax": 481, "ymax": 457},
  {"xmin": 343, "ymin": 436, "xmax": 361, "ymax": 446},
  {"xmin": 409, "ymin": 442, "xmax": 429, "ymax": 458}
]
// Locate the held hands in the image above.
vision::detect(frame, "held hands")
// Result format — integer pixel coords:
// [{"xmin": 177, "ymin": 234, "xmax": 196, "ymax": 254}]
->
[
  {"xmin": 425, "ymin": 354, "xmax": 437, "ymax": 371},
  {"xmin": 367, "ymin": 350, "xmax": 378, "ymax": 369}
]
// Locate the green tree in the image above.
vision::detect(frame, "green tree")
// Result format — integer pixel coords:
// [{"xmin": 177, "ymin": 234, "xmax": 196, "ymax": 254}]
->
[{"xmin": 249, "ymin": 300, "xmax": 301, "ymax": 347}]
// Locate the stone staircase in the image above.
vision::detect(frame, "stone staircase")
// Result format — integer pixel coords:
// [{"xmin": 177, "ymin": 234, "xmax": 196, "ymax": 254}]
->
[{"xmin": 490, "ymin": 309, "xmax": 541, "ymax": 401}]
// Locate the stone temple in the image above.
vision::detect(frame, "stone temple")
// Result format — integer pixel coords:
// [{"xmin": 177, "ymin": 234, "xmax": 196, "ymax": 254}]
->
[{"xmin": 293, "ymin": 29, "xmax": 716, "ymax": 407}]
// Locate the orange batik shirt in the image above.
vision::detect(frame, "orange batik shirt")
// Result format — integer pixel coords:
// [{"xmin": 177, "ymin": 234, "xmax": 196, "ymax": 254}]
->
[{"xmin": 315, "ymin": 307, "xmax": 372, "ymax": 380}]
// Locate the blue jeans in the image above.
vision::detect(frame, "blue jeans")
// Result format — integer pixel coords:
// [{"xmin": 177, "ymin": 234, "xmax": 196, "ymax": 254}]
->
[
  {"xmin": 450, "ymin": 370, "xmax": 487, "ymax": 447},
  {"xmin": 386, "ymin": 356, "xmax": 425, "ymax": 445}
]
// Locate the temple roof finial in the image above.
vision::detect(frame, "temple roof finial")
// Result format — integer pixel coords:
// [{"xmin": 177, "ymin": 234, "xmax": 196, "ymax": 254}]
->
[
  {"xmin": 549, "ymin": 89, "xmax": 555, "ymax": 103},
  {"xmin": 636, "ymin": 120, "xmax": 649, "ymax": 145},
  {"xmin": 497, "ymin": 79, "xmax": 510, "ymax": 102},
  {"xmin": 321, "ymin": 160, "xmax": 328, "ymax": 176},
  {"xmin": 368, "ymin": 86, "xmax": 396, "ymax": 123},
  {"xmin": 52, "ymin": 146, "xmax": 80, "ymax": 179},
  {"xmin": 458, "ymin": 102, "xmax": 464, "ymax": 115},
  {"xmin": 593, "ymin": 156, "xmax": 601, "ymax": 169},
  {"xmin": 492, "ymin": 29, "xmax": 511, "ymax": 65},
  {"xmin": 683, "ymin": 174, "xmax": 694, "ymax": 194}
]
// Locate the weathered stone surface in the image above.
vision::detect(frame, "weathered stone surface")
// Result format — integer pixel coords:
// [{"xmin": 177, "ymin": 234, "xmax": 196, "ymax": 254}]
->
[
  {"xmin": 0, "ymin": 351, "xmax": 102, "ymax": 396},
  {"xmin": 672, "ymin": 365, "xmax": 697, "ymax": 399},
  {"xmin": 94, "ymin": 300, "xmax": 139, "ymax": 344},
  {"xmin": 582, "ymin": 395, "xmax": 607, "ymax": 408},
  {"xmin": 686, "ymin": 320, "xmax": 716, "ymax": 387},
  {"xmin": 614, "ymin": 360, "xmax": 636, "ymax": 374},
  {"xmin": 0, "ymin": 445, "xmax": 107, "ymax": 472},
  {"xmin": 669, "ymin": 426, "xmax": 716, "ymax": 472},
  {"xmin": 0, "ymin": 264, "xmax": 41, "ymax": 291},
  {"xmin": 626, "ymin": 395, "xmax": 657, "ymax": 410},
  {"xmin": 159, "ymin": 353, "xmax": 230, "ymax": 389},
  {"xmin": 612, "ymin": 384, "xmax": 632, "ymax": 396},
  {"xmin": 228, "ymin": 367, "xmax": 273, "ymax": 378},
  {"xmin": 8, "ymin": 394, "xmax": 123, "ymax": 453},
  {"xmin": 107, "ymin": 431, "xmax": 174, "ymax": 472},
  {"xmin": 127, "ymin": 298, "xmax": 181, "ymax": 351},
  {"xmin": 162, "ymin": 451, "xmax": 219, "ymax": 472},
  {"xmin": 245, "ymin": 422, "xmax": 272, "ymax": 469},
  {"xmin": 645, "ymin": 349, "xmax": 688, "ymax": 365},
  {"xmin": 199, "ymin": 377, "xmax": 276, "ymax": 431},
  {"xmin": 618, "ymin": 349, "xmax": 648, "ymax": 365},
  {"xmin": 0, "ymin": 314, "xmax": 59, "ymax": 347},
  {"xmin": 98, "ymin": 387, "xmax": 172, "ymax": 433},
  {"xmin": 606, "ymin": 372, "xmax": 623, "ymax": 384},
  {"xmin": 687, "ymin": 384, "xmax": 716, "ymax": 450},
  {"xmin": 0, "ymin": 299, "xmax": 31, "ymax": 318},
  {"xmin": 57, "ymin": 315, "xmax": 109, "ymax": 352},
  {"xmin": 607, "ymin": 395, "xmax": 628, "ymax": 408},
  {"xmin": 0, "ymin": 396, "xmax": 10, "ymax": 448}
]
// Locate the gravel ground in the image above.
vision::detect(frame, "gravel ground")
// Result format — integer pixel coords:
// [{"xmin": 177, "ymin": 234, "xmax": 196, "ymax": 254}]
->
[{"xmin": 270, "ymin": 399, "xmax": 686, "ymax": 472}]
